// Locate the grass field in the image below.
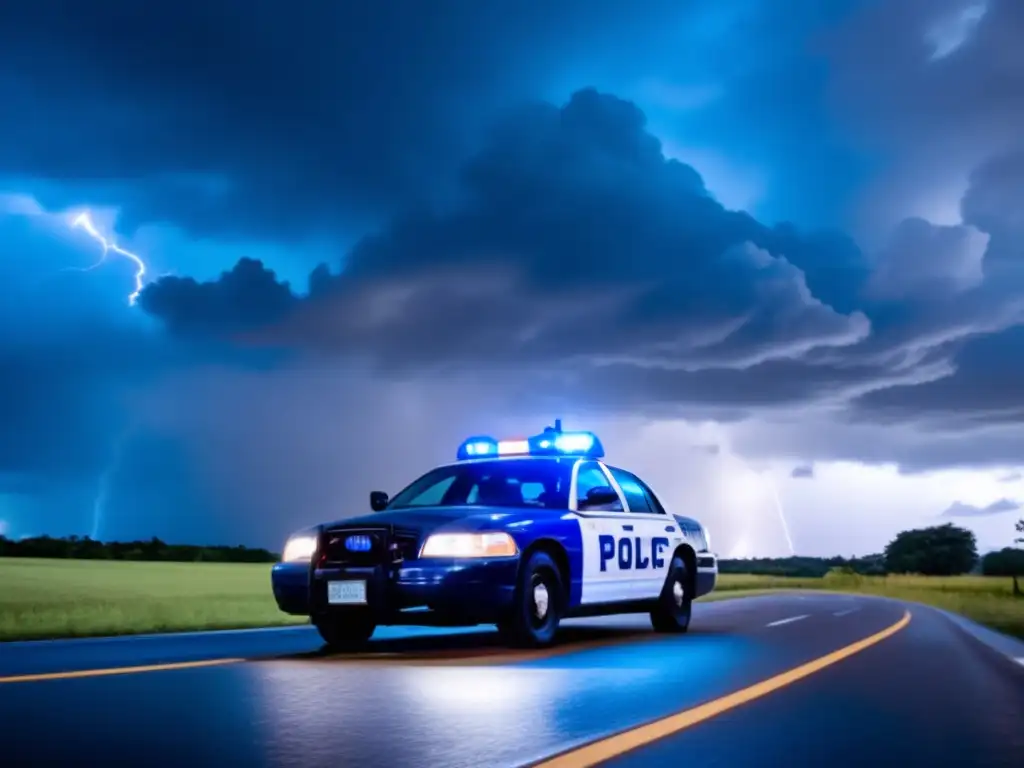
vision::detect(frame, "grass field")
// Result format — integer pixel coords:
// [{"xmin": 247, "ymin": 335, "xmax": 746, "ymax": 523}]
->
[
  {"xmin": 0, "ymin": 558, "xmax": 306, "ymax": 641},
  {"xmin": 1, "ymin": 558, "xmax": 1022, "ymax": 641}
]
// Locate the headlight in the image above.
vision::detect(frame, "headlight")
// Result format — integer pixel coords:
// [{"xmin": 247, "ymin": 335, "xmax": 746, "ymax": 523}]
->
[
  {"xmin": 281, "ymin": 532, "xmax": 318, "ymax": 563},
  {"xmin": 420, "ymin": 532, "xmax": 518, "ymax": 558}
]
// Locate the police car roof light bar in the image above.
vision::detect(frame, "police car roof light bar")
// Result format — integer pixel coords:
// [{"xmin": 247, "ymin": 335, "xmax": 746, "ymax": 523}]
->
[{"xmin": 456, "ymin": 425, "xmax": 604, "ymax": 461}]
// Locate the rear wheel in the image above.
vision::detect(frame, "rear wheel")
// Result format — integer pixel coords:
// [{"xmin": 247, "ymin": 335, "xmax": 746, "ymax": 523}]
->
[
  {"xmin": 313, "ymin": 612, "xmax": 376, "ymax": 651},
  {"xmin": 498, "ymin": 550, "xmax": 564, "ymax": 648},
  {"xmin": 650, "ymin": 555, "xmax": 693, "ymax": 633}
]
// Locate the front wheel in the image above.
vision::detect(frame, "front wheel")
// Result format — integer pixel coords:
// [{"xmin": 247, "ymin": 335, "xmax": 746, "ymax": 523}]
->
[
  {"xmin": 313, "ymin": 612, "xmax": 376, "ymax": 651},
  {"xmin": 650, "ymin": 555, "xmax": 693, "ymax": 633},
  {"xmin": 498, "ymin": 550, "xmax": 564, "ymax": 648}
]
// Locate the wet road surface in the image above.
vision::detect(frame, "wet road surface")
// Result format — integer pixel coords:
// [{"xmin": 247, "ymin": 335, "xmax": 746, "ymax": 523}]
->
[{"xmin": 2, "ymin": 593, "xmax": 1022, "ymax": 767}]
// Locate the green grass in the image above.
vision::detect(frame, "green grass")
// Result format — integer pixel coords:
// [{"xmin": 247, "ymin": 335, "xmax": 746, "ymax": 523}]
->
[
  {"xmin": 2, "ymin": 558, "xmax": 1023, "ymax": 642},
  {"xmin": 0, "ymin": 558, "xmax": 306, "ymax": 641},
  {"xmin": 712, "ymin": 572, "xmax": 1024, "ymax": 639}
]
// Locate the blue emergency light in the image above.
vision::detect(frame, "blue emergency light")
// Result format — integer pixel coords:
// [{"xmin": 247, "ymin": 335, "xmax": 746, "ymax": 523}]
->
[{"xmin": 456, "ymin": 420, "xmax": 605, "ymax": 461}]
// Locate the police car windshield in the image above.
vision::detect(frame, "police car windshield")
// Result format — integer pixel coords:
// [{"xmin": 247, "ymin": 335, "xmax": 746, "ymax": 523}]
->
[{"xmin": 386, "ymin": 458, "xmax": 573, "ymax": 510}]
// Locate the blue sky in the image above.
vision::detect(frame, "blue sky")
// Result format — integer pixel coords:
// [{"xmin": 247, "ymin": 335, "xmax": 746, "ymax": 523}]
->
[{"xmin": 1, "ymin": 0, "xmax": 1022, "ymax": 556}]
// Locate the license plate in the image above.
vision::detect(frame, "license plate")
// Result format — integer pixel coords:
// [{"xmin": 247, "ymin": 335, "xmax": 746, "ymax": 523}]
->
[{"xmin": 327, "ymin": 580, "xmax": 367, "ymax": 605}]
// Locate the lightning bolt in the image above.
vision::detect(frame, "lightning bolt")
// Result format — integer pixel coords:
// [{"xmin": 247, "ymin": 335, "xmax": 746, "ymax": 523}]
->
[
  {"xmin": 90, "ymin": 427, "xmax": 133, "ymax": 542},
  {"xmin": 70, "ymin": 211, "xmax": 148, "ymax": 306}
]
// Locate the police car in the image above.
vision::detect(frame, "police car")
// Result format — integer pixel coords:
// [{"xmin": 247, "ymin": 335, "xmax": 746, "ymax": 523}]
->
[{"xmin": 271, "ymin": 422, "xmax": 718, "ymax": 649}]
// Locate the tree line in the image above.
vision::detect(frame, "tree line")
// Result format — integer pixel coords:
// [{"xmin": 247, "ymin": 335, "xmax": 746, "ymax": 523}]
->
[
  {"xmin": 2, "ymin": 519, "xmax": 1022, "ymax": 576},
  {"xmin": 724, "ymin": 520, "xmax": 1024, "ymax": 579},
  {"xmin": 719, "ymin": 553, "xmax": 888, "ymax": 577},
  {"xmin": 0, "ymin": 535, "xmax": 279, "ymax": 563}
]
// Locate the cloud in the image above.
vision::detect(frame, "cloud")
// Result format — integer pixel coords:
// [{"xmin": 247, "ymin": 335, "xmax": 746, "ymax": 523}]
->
[
  {"xmin": 137, "ymin": 258, "xmax": 298, "ymax": 337},
  {"xmin": 135, "ymin": 83, "xmax": 1024, "ymax": 431},
  {"xmin": 790, "ymin": 464, "xmax": 815, "ymax": 479},
  {"xmin": 692, "ymin": 444, "xmax": 722, "ymax": 456},
  {"xmin": 5, "ymin": 1, "xmax": 1024, "ymax": 551},
  {"xmin": 0, "ymin": 0, "xmax": 687, "ymax": 245},
  {"xmin": 940, "ymin": 498, "xmax": 1021, "ymax": 518},
  {"xmin": 806, "ymin": 0, "xmax": 1023, "ymax": 238},
  {"xmin": 865, "ymin": 217, "xmax": 988, "ymax": 299},
  {"xmin": 141, "ymin": 90, "xmax": 873, "ymax": 395},
  {"xmin": 999, "ymin": 471, "xmax": 1022, "ymax": 482},
  {"xmin": 131, "ymin": 84, "xmax": 1024, "ymax": 475}
]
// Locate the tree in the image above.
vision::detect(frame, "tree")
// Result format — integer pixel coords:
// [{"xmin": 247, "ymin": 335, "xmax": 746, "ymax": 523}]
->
[
  {"xmin": 884, "ymin": 523, "xmax": 978, "ymax": 576},
  {"xmin": 981, "ymin": 548, "xmax": 1024, "ymax": 577},
  {"xmin": 1013, "ymin": 519, "xmax": 1024, "ymax": 596}
]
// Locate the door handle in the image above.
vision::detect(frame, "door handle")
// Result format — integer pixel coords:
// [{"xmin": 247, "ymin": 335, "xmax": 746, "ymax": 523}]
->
[
  {"xmin": 665, "ymin": 526, "xmax": 676, "ymax": 532},
  {"xmin": 622, "ymin": 524, "xmax": 634, "ymax": 531}
]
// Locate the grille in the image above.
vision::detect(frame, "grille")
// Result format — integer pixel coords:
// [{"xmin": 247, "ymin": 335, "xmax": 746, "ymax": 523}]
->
[
  {"xmin": 320, "ymin": 527, "xmax": 390, "ymax": 567},
  {"xmin": 319, "ymin": 526, "xmax": 422, "ymax": 566}
]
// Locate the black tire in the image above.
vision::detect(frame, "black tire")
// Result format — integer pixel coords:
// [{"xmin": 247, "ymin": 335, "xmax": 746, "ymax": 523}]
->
[
  {"xmin": 498, "ymin": 550, "xmax": 565, "ymax": 648},
  {"xmin": 313, "ymin": 612, "xmax": 376, "ymax": 651},
  {"xmin": 650, "ymin": 554, "xmax": 693, "ymax": 633}
]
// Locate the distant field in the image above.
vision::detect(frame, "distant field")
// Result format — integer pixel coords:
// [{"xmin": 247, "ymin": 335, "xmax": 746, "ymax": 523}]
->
[
  {"xmin": 0, "ymin": 558, "xmax": 306, "ymax": 641},
  {"xmin": 1, "ymin": 558, "xmax": 1022, "ymax": 641}
]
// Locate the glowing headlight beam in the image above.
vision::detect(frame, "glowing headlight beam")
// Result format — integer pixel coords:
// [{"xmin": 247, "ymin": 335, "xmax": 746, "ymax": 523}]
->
[{"xmin": 70, "ymin": 211, "xmax": 147, "ymax": 305}]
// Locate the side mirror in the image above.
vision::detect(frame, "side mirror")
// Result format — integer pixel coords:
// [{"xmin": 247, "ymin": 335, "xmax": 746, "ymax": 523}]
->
[
  {"xmin": 369, "ymin": 491, "xmax": 389, "ymax": 512},
  {"xmin": 580, "ymin": 485, "xmax": 619, "ymax": 509}
]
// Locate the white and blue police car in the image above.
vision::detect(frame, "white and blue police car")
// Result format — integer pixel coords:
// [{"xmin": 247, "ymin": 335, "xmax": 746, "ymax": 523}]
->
[{"xmin": 271, "ymin": 422, "xmax": 718, "ymax": 650}]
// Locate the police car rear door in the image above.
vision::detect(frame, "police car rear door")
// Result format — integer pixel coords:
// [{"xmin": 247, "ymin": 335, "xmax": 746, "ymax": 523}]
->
[
  {"xmin": 604, "ymin": 465, "xmax": 678, "ymax": 594},
  {"xmin": 573, "ymin": 459, "xmax": 658, "ymax": 605}
]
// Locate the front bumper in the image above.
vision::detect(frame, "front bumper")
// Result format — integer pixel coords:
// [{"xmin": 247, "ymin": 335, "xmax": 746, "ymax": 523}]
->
[
  {"xmin": 695, "ymin": 553, "xmax": 718, "ymax": 598},
  {"xmin": 271, "ymin": 556, "xmax": 519, "ymax": 626}
]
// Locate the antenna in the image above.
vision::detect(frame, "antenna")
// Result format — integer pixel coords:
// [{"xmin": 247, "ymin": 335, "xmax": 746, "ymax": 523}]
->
[{"xmin": 553, "ymin": 419, "xmax": 562, "ymax": 432}]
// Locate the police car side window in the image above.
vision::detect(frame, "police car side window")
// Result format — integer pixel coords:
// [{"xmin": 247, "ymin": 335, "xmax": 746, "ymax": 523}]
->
[
  {"xmin": 575, "ymin": 461, "xmax": 624, "ymax": 512},
  {"xmin": 607, "ymin": 467, "xmax": 656, "ymax": 514},
  {"xmin": 636, "ymin": 478, "xmax": 668, "ymax": 516}
]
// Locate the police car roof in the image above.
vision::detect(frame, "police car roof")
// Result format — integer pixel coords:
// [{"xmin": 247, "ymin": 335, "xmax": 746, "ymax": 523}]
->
[{"xmin": 439, "ymin": 454, "xmax": 582, "ymax": 468}]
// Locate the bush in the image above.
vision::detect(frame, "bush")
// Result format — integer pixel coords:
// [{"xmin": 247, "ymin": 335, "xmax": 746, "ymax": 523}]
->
[{"xmin": 822, "ymin": 565, "xmax": 866, "ymax": 587}]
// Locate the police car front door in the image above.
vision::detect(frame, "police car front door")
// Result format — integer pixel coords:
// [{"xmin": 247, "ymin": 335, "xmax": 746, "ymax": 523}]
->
[
  {"xmin": 605, "ymin": 464, "xmax": 678, "ymax": 596},
  {"xmin": 574, "ymin": 460, "xmax": 663, "ymax": 605}
]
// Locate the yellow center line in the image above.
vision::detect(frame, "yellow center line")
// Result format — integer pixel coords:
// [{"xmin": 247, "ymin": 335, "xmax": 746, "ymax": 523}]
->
[
  {"xmin": 0, "ymin": 657, "xmax": 244, "ymax": 684},
  {"xmin": 532, "ymin": 610, "xmax": 912, "ymax": 768},
  {"xmin": 0, "ymin": 631, "xmax": 654, "ymax": 682}
]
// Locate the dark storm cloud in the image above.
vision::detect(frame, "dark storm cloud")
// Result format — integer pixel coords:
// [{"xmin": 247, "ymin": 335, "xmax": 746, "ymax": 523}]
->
[
  {"xmin": 856, "ymin": 141, "xmax": 1024, "ymax": 428},
  {"xmin": 822, "ymin": 0, "xmax": 1024, "ymax": 234},
  {"xmin": 841, "ymin": 140, "xmax": 1024, "ymax": 427},
  {"xmin": 0, "ymin": 0, "xmax": 682, "ymax": 244},
  {"xmin": 0, "ymin": 207, "xmax": 285, "ymax": 499},
  {"xmin": 791, "ymin": 465, "xmax": 815, "ymax": 479},
  {"xmin": 940, "ymin": 498, "xmax": 1021, "ymax": 518},
  {"xmin": 142, "ymin": 90, "xmax": 872, "ymax": 391},
  {"xmin": 865, "ymin": 217, "xmax": 987, "ymax": 299},
  {"xmin": 7, "ymin": 0, "xmax": 1024, "ymax": 549},
  {"xmin": 138, "ymin": 258, "xmax": 297, "ymax": 337},
  {"xmin": 136, "ymin": 85, "xmax": 1024, "ymax": 439},
  {"xmin": 141, "ymin": 86, "xmax": 1023, "ymax": 430}
]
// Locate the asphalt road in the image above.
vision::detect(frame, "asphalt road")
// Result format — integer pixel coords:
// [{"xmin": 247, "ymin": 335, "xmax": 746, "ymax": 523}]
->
[{"xmin": 1, "ymin": 593, "xmax": 1022, "ymax": 767}]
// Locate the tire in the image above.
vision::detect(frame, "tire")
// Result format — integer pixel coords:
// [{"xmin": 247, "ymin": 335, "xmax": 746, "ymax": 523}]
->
[
  {"xmin": 314, "ymin": 612, "xmax": 376, "ymax": 651},
  {"xmin": 650, "ymin": 554, "xmax": 693, "ymax": 633},
  {"xmin": 498, "ymin": 550, "xmax": 565, "ymax": 648}
]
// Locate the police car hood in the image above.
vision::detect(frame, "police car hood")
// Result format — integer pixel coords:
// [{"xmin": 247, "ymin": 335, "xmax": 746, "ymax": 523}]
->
[{"xmin": 323, "ymin": 506, "xmax": 553, "ymax": 534}]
